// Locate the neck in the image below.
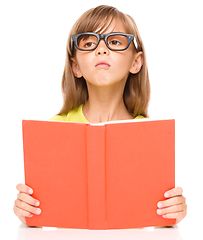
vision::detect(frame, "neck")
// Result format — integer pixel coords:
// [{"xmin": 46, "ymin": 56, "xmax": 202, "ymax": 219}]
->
[{"xmin": 82, "ymin": 84, "xmax": 133, "ymax": 124}]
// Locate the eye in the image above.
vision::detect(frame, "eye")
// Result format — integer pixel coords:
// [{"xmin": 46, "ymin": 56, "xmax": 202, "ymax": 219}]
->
[
  {"xmin": 109, "ymin": 40, "xmax": 121, "ymax": 46},
  {"xmin": 84, "ymin": 42, "xmax": 96, "ymax": 48}
]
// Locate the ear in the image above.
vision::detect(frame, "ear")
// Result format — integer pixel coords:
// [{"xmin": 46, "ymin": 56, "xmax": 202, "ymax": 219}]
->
[
  {"xmin": 129, "ymin": 51, "xmax": 143, "ymax": 74},
  {"xmin": 70, "ymin": 57, "xmax": 83, "ymax": 78}
]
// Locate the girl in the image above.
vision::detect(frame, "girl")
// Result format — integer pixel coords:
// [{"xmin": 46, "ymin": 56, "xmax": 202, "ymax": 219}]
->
[{"xmin": 13, "ymin": 5, "xmax": 187, "ymax": 226}]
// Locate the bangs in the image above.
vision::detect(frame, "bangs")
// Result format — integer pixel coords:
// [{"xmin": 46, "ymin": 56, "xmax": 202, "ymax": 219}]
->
[{"xmin": 73, "ymin": 6, "xmax": 119, "ymax": 34}]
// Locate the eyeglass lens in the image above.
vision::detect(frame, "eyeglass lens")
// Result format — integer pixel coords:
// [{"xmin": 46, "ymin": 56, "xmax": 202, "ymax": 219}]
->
[{"xmin": 77, "ymin": 34, "xmax": 129, "ymax": 50}]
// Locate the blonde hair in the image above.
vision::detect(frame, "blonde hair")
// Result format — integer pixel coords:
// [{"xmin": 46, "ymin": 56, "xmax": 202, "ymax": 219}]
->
[{"xmin": 58, "ymin": 5, "xmax": 150, "ymax": 117}]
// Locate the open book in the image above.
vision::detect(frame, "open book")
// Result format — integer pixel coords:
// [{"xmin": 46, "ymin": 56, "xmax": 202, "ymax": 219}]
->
[{"xmin": 22, "ymin": 118, "xmax": 175, "ymax": 229}]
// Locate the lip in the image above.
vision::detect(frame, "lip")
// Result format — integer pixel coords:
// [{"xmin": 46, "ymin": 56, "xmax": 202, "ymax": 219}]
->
[{"xmin": 95, "ymin": 61, "xmax": 110, "ymax": 68}]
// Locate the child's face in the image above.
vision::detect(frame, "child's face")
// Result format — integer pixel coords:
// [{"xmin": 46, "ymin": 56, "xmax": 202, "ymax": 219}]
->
[{"xmin": 71, "ymin": 19, "xmax": 143, "ymax": 88}]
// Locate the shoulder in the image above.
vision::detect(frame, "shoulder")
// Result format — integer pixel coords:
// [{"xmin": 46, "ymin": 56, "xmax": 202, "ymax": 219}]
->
[
  {"xmin": 134, "ymin": 115, "xmax": 146, "ymax": 119},
  {"xmin": 49, "ymin": 114, "xmax": 68, "ymax": 122},
  {"xmin": 49, "ymin": 105, "xmax": 89, "ymax": 123}
]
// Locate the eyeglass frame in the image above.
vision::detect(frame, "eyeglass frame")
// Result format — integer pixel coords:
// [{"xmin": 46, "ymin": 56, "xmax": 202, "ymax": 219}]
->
[{"xmin": 71, "ymin": 32, "xmax": 138, "ymax": 52}]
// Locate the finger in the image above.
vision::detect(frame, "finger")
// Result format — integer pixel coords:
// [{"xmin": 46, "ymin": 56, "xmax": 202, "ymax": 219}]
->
[
  {"xmin": 17, "ymin": 192, "xmax": 40, "ymax": 207},
  {"xmin": 19, "ymin": 215, "xmax": 27, "ymax": 224},
  {"xmin": 164, "ymin": 187, "xmax": 183, "ymax": 198},
  {"xmin": 162, "ymin": 211, "xmax": 185, "ymax": 220},
  {"xmin": 157, "ymin": 203, "xmax": 185, "ymax": 215},
  {"xmin": 15, "ymin": 199, "xmax": 41, "ymax": 215},
  {"xmin": 16, "ymin": 184, "xmax": 33, "ymax": 195},
  {"xmin": 14, "ymin": 205, "xmax": 34, "ymax": 218},
  {"xmin": 157, "ymin": 196, "xmax": 185, "ymax": 208}
]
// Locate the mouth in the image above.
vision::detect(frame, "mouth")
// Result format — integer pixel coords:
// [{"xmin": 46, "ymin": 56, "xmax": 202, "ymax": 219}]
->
[{"xmin": 95, "ymin": 61, "xmax": 111, "ymax": 68}]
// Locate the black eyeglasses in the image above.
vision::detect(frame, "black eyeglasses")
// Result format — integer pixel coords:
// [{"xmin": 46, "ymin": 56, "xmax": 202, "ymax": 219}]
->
[{"xmin": 71, "ymin": 32, "xmax": 138, "ymax": 52}]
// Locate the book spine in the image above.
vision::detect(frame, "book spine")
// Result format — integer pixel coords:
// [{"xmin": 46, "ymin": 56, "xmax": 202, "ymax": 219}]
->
[{"xmin": 86, "ymin": 125, "xmax": 107, "ymax": 229}]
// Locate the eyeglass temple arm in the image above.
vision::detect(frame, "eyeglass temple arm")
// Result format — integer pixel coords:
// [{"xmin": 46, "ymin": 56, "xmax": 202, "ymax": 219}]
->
[
  {"xmin": 71, "ymin": 37, "xmax": 74, "ymax": 52},
  {"xmin": 133, "ymin": 37, "xmax": 138, "ymax": 50}
]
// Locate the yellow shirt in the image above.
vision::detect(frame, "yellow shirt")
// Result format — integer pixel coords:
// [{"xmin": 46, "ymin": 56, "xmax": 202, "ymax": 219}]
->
[{"xmin": 49, "ymin": 105, "xmax": 145, "ymax": 123}]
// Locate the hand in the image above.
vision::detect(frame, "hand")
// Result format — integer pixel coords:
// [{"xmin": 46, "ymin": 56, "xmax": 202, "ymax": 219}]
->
[
  {"xmin": 13, "ymin": 184, "xmax": 41, "ymax": 224},
  {"xmin": 157, "ymin": 187, "xmax": 187, "ymax": 225}
]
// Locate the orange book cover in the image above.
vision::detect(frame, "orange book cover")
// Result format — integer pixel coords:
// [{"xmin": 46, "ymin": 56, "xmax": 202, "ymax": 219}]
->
[{"xmin": 22, "ymin": 119, "xmax": 176, "ymax": 229}]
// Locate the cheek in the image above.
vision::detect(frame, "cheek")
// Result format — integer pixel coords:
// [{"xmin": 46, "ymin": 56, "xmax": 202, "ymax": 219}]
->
[
  {"xmin": 76, "ymin": 52, "xmax": 93, "ymax": 71},
  {"xmin": 115, "ymin": 53, "xmax": 134, "ymax": 74},
  {"xmin": 113, "ymin": 49, "xmax": 134, "ymax": 64}
]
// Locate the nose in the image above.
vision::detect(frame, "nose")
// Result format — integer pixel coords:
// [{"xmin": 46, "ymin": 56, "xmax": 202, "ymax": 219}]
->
[{"xmin": 95, "ymin": 39, "xmax": 110, "ymax": 56}]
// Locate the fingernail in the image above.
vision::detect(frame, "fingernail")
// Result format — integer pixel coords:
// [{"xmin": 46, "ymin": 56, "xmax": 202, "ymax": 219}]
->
[
  {"xmin": 28, "ymin": 189, "xmax": 33, "ymax": 194},
  {"xmin": 164, "ymin": 192, "xmax": 169, "ymax": 198},
  {"xmin": 35, "ymin": 201, "xmax": 40, "ymax": 206},
  {"xmin": 157, "ymin": 209, "xmax": 162, "ymax": 215},
  {"xmin": 163, "ymin": 215, "xmax": 167, "ymax": 218},
  {"xmin": 158, "ymin": 202, "xmax": 162, "ymax": 208},
  {"xmin": 36, "ymin": 209, "xmax": 41, "ymax": 215}
]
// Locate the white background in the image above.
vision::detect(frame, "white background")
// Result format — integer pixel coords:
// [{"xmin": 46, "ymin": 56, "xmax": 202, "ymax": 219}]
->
[{"xmin": 1, "ymin": 0, "xmax": 202, "ymax": 239}]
